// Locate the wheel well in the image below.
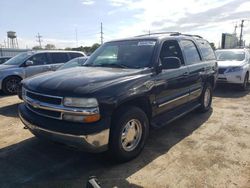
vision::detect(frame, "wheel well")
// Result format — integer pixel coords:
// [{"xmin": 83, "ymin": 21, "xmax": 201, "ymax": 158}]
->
[
  {"xmin": 112, "ymin": 97, "xmax": 152, "ymax": 121},
  {"xmin": 2, "ymin": 75, "xmax": 22, "ymax": 87},
  {"xmin": 206, "ymin": 76, "xmax": 215, "ymax": 89}
]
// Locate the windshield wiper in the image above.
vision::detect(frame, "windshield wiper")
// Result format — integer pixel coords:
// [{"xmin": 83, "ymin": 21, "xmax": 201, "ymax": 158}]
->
[{"xmin": 93, "ymin": 63, "xmax": 132, "ymax": 68}]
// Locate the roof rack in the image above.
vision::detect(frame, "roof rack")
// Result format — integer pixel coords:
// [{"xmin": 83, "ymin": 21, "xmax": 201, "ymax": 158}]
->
[
  {"xmin": 170, "ymin": 33, "xmax": 203, "ymax": 39},
  {"xmin": 135, "ymin": 32, "xmax": 203, "ymax": 39},
  {"xmin": 135, "ymin": 32, "xmax": 181, "ymax": 37}
]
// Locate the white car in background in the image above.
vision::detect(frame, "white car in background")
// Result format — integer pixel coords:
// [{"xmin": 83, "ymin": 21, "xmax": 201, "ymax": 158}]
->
[{"xmin": 215, "ymin": 49, "xmax": 250, "ymax": 90}]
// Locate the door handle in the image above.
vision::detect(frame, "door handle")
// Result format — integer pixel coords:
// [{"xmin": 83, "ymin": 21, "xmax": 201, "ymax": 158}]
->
[{"xmin": 183, "ymin": 72, "xmax": 189, "ymax": 77}]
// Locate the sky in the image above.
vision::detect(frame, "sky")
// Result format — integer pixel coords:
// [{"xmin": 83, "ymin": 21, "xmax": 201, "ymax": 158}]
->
[{"xmin": 0, "ymin": 0, "xmax": 250, "ymax": 49}]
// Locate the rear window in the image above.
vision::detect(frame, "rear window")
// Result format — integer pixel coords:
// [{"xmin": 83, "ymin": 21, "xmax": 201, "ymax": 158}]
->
[
  {"xmin": 69, "ymin": 52, "xmax": 84, "ymax": 59},
  {"xmin": 197, "ymin": 40, "xmax": 216, "ymax": 61},
  {"xmin": 50, "ymin": 53, "xmax": 69, "ymax": 64}
]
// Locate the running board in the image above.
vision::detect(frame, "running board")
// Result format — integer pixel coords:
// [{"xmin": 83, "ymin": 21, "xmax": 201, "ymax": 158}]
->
[{"xmin": 151, "ymin": 102, "xmax": 201, "ymax": 129}]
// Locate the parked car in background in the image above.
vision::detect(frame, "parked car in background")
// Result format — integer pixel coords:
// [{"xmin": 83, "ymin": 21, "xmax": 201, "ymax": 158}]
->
[
  {"xmin": 0, "ymin": 56, "xmax": 12, "ymax": 64},
  {"xmin": 0, "ymin": 50, "xmax": 86, "ymax": 94},
  {"xmin": 215, "ymin": 49, "xmax": 250, "ymax": 90},
  {"xmin": 19, "ymin": 33, "xmax": 217, "ymax": 162},
  {"xmin": 57, "ymin": 56, "xmax": 88, "ymax": 71}
]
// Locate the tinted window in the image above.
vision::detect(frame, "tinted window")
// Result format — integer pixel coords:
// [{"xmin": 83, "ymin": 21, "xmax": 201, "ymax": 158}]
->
[
  {"xmin": 50, "ymin": 53, "xmax": 69, "ymax": 64},
  {"xmin": 160, "ymin": 40, "xmax": 184, "ymax": 65},
  {"xmin": 69, "ymin": 52, "xmax": 84, "ymax": 59},
  {"xmin": 197, "ymin": 40, "xmax": 216, "ymax": 60},
  {"xmin": 180, "ymin": 40, "xmax": 201, "ymax": 65},
  {"xmin": 28, "ymin": 53, "xmax": 48, "ymax": 65}
]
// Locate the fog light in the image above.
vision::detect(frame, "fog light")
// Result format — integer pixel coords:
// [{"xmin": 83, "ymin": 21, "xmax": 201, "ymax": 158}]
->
[
  {"xmin": 63, "ymin": 114, "xmax": 100, "ymax": 123},
  {"xmin": 236, "ymin": 75, "xmax": 241, "ymax": 80}
]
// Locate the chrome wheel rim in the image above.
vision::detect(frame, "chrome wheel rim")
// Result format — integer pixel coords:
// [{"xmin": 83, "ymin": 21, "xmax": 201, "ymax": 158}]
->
[
  {"xmin": 6, "ymin": 78, "xmax": 19, "ymax": 93},
  {"xmin": 204, "ymin": 88, "xmax": 211, "ymax": 108},
  {"xmin": 121, "ymin": 119, "xmax": 142, "ymax": 152}
]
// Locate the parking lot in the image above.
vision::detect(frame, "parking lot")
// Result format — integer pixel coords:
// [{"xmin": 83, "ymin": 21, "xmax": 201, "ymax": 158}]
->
[{"xmin": 0, "ymin": 87, "xmax": 250, "ymax": 188}]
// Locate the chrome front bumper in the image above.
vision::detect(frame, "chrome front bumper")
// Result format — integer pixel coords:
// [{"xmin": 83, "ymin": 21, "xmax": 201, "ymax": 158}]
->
[{"xmin": 19, "ymin": 109, "xmax": 110, "ymax": 153}]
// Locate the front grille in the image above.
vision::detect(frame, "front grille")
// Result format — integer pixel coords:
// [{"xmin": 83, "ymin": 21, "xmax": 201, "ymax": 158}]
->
[
  {"xmin": 218, "ymin": 68, "xmax": 227, "ymax": 74},
  {"xmin": 26, "ymin": 91, "xmax": 62, "ymax": 105},
  {"xmin": 27, "ymin": 104, "xmax": 61, "ymax": 119},
  {"xmin": 24, "ymin": 90, "xmax": 63, "ymax": 119}
]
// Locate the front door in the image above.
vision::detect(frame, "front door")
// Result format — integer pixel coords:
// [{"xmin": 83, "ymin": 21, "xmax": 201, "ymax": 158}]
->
[
  {"xmin": 24, "ymin": 53, "xmax": 51, "ymax": 78},
  {"xmin": 154, "ymin": 40, "xmax": 190, "ymax": 115}
]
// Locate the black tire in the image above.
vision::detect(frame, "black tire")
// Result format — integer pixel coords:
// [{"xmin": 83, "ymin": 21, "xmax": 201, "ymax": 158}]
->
[
  {"xmin": 240, "ymin": 73, "xmax": 249, "ymax": 91},
  {"xmin": 198, "ymin": 82, "xmax": 213, "ymax": 113},
  {"xmin": 109, "ymin": 106, "xmax": 149, "ymax": 162},
  {"xmin": 2, "ymin": 76, "xmax": 22, "ymax": 95}
]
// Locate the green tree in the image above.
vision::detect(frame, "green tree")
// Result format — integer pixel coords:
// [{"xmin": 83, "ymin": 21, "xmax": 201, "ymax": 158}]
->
[
  {"xmin": 45, "ymin": 44, "xmax": 56, "ymax": 50},
  {"xmin": 32, "ymin": 46, "xmax": 42, "ymax": 50},
  {"xmin": 209, "ymin": 43, "xmax": 216, "ymax": 50}
]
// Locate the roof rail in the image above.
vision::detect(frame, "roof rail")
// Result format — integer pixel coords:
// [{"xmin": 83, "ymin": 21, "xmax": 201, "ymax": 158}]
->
[
  {"xmin": 135, "ymin": 32, "xmax": 203, "ymax": 39},
  {"xmin": 135, "ymin": 32, "xmax": 181, "ymax": 37},
  {"xmin": 170, "ymin": 33, "xmax": 203, "ymax": 38}
]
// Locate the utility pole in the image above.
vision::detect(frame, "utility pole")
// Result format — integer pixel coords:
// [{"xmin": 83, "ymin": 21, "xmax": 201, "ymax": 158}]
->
[
  {"xmin": 239, "ymin": 20, "xmax": 244, "ymax": 47},
  {"xmin": 75, "ymin": 28, "xmax": 78, "ymax": 47},
  {"xmin": 234, "ymin": 23, "xmax": 237, "ymax": 35},
  {"xmin": 36, "ymin": 33, "xmax": 42, "ymax": 48},
  {"xmin": 100, "ymin": 22, "xmax": 104, "ymax": 45}
]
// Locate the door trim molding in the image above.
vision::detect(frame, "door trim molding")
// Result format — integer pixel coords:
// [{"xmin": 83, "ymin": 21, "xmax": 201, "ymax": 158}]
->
[{"xmin": 158, "ymin": 93, "xmax": 189, "ymax": 108}]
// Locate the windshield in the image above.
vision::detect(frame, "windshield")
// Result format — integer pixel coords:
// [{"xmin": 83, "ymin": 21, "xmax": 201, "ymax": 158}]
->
[
  {"xmin": 3, "ymin": 52, "xmax": 32, "ymax": 65},
  {"xmin": 216, "ymin": 50, "xmax": 245, "ymax": 61},
  {"xmin": 58, "ymin": 57, "xmax": 87, "ymax": 70},
  {"xmin": 84, "ymin": 40, "xmax": 156, "ymax": 69}
]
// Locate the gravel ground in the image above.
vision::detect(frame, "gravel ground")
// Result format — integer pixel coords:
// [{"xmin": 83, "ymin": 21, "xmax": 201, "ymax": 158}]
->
[{"xmin": 0, "ymin": 87, "xmax": 249, "ymax": 188}]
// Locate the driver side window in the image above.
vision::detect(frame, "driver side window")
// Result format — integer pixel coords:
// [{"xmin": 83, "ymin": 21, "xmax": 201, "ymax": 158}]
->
[
  {"xmin": 28, "ymin": 53, "xmax": 48, "ymax": 66},
  {"xmin": 160, "ymin": 40, "xmax": 184, "ymax": 65}
]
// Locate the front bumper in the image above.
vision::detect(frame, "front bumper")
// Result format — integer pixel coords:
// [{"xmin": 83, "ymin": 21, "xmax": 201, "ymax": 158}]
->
[
  {"xmin": 217, "ymin": 72, "xmax": 244, "ymax": 84},
  {"xmin": 18, "ymin": 104, "xmax": 110, "ymax": 153}
]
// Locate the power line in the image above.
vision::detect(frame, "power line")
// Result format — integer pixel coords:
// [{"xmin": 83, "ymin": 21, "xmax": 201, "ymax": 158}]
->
[{"xmin": 36, "ymin": 33, "xmax": 42, "ymax": 48}]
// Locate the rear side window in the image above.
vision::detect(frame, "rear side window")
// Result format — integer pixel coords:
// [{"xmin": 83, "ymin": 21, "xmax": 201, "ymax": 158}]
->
[
  {"xmin": 50, "ymin": 53, "xmax": 69, "ymax": 64},
  {"xmin": 28, "ymin": 53, "xmax": 49, "ymax": 65},
  {"xmin": 180, "ymin": 40, "xmax": 201, "ymax": 65},
  {"xmin": 69, "ymin": 52, "xmax": 84, "ymax": 59},
  {"xmin": 197, "ymin": 40, "xmax": 216, "ymax": 60}
]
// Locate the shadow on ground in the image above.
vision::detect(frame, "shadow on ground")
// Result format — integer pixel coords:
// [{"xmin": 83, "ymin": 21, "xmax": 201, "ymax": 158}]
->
[
  {"xmin": 214, "ymin": 84, "xmax": 250, "ymax": 98},
  {"xmin": 0, "ymin": 103, "xmax": 20, "ymax": 118},
  {"xmin": 0, "ymin": 109, "xmax": 212, "ymax": 188}
]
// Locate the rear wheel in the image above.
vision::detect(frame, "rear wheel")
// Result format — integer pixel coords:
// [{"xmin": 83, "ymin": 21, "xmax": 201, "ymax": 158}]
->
[
  {"xmin": 198, "ymin": 82, "xmax": 213, "ymax": 113},
  {"xmin": 2, "ymin": 76, "xmax": 22, "ymax": 95},
  {"xmin": 109, "ymin": 106, "xmax": 149, "ymax": 162}
]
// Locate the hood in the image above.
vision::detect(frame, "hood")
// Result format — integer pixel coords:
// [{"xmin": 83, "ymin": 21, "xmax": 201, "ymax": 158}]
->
[
  {"xmin": 0, "ymin": 64, "xmax": 18, "ymax": 71},
  {"xmin": 217, "ymin": 60, "xmax": 245, "ymax": 67},
  {"xmin": 24, "ymin": 67, "xmax": 148, "ymax": 96}
]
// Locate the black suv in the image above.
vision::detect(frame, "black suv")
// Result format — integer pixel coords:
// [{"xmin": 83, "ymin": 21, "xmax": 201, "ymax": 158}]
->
[{"xmin": 19, "ymin": 33, "xmax": 217, "ymax": 161}]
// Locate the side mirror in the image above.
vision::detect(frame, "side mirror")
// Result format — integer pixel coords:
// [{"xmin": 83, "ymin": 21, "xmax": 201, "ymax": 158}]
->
[
  {"xmin": 161, "ymin": 57, "xmax": 181, "ymax": 70},
  {"xmin": 25, "ymin": 60, "xmax": 34, "ymax": 66}
]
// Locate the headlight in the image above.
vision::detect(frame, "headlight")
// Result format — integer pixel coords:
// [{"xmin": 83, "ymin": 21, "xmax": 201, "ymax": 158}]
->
[
  {"xmin": 226, "ymin": 66, "xmax": 243, "ymax": 73},
  {"xmin": 63, "ymin": 97, "xmax": 98, "ymax": 108}
]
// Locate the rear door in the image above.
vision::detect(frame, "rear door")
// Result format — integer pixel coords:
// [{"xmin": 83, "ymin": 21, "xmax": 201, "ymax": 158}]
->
[
  {"xmin": 179, "ymin": 39, "xmax": 205, "ymax": 101},
  {"xmin": 154, "ymin": 40, "xmax": 190, "ymax": 115},
  {"xmin": 49, "ymin": 52, "xmax": 70, "ymax": 70},
  {"xmin": 24, "ymin": 53, "xmax": 50, "ymax": 78}
]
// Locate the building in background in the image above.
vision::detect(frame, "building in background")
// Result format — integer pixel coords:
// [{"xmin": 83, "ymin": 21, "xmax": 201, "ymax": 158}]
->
[
  {"xmin": 221, "ymin": 33, "xmax": 238, "ymax": 49},
  {"xmin": 0, "ymin": 47, "xmax": 30, "ymax": 57}
]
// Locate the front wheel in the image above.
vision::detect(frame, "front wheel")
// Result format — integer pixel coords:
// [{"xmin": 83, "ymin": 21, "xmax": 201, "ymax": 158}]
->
[
  {"xmin": 198, "ymin": 82, "xmax": 213, "ymax": 113},
  {"xmin": 109, "ymin": 106, "xmax": 149, "ymax": 162},
  {"xmin": 240, "ymin": 73, "xmax": 249, "ymax": 91},
  {"xmin": 2, "ymin": 76, "xmax": 22, "ymax": 95}
]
